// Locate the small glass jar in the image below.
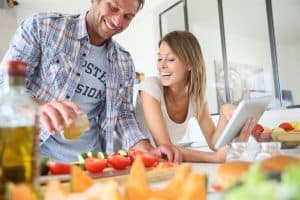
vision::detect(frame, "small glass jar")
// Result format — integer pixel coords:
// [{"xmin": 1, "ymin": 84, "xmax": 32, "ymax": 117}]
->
[
  {"xmin": 254, "ymin": 142, "xmax": 281, "ymax": 162},
  {"xmin": 60, "ymin": 114, "xmax": 90, "ymax": 140},
  {"xmin": 226, "ymin": 142, "xmax": 248, "ymax": 162}
]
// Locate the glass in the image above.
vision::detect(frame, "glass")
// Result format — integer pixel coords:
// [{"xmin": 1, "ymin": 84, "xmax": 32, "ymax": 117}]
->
[
  {"xmin": 226, "ymin": 142, "xmax": 248, "ymax": 162},
  {"xmin": 272, "ymin": 0, "xmax": 300, "ymax": 106},
  {"xmin": 60, "ymin": 114, "xmax": 90, "ymax": 140},
  {"xmin": 0, "ymin": 60, "xmax": 39, "ymax": 199},
  {"xmin": 254, "ymin": 142, "xmax": 281, "ymax": 162}
]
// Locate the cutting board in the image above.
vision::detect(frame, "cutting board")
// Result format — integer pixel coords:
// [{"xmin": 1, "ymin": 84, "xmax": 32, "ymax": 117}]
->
[{"xmin": 40, "ymin": 165, "xmax": 178, "ymax": 191}]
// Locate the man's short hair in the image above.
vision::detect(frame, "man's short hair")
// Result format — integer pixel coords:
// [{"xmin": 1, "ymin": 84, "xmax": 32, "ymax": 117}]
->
[{"xmin": 137, "ymin": 0, "xmax": 145, "ymax": 10}]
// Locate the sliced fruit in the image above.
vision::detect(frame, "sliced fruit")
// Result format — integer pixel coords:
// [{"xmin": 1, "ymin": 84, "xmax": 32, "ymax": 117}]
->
[
  {"xmin": 84, "ymin": 158, "xmax": 107, "ymax": 174},
  {"xmin": 47, "ymin": 161, "xmax": 71, "ymax": 175},
  {"xmin": 71, "ymin": 165, "xmax": 93, "ymax": 193},
  {"xmin": 293, "ymin": 122, "xmax": 300, "ymax": 131},
  {"xmin": 140, "ymin": 153, "xmax": 158, "ymax": 168},
  {"xmin": 78, "ymin": 152, "xmax": 89, "ymax": 163},
  {"xmin": 271, "ymin": 127, "xmax": 286, "ymax": 141},
  {"xmin": 278, "ymin": 122, "xmax": 294, "ymax": 132},
  {"xmin": 6, "ymin": 183, "xmax": 37, "ymax": 200},
  {"xmin": 251, "ymin": 124, "xmax": 264, "ymax": 135},
  {"xmin": 108, "ymin": 154, "xmax": 131, "ymax": 170},
  {"xmin": 116, "ymin": 149, "xmax": 128, "ymax": 157},
  {"xmin": 71, "ymin": 161, "xmax": 86, "ymax": 170},
  {"xmin": 96, "ymin": 152, "xmax": 107, "ymax": 159}
]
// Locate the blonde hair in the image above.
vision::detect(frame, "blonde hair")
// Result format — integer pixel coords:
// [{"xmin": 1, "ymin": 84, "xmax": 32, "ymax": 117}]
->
[{"xmin": 159, "ymin": 31, "xmax": 206, "ymax": 118}]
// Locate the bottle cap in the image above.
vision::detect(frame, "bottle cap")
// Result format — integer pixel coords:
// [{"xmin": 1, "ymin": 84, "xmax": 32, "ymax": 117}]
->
[{"xmin": 6, "ymin": 60, "xmax": 27, "ymax": 77}]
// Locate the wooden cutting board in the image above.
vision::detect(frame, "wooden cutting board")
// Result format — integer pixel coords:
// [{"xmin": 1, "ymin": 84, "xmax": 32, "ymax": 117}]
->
[
  {"xmin": 94, "ymin": 166, "xmax": 177, "ymax": 184},
  {"xmin": 40, "ymin": 165, "xmax": 178, "ymax": 191}
]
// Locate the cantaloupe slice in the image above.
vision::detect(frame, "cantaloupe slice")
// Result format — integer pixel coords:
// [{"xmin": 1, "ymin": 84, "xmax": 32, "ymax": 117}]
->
[
  {"xmin": 177, "ymin": 173, "xmax": 207, "ymax": 200},
  {"xmin": 70, "ymin": 165, "xmax": 93, "ymax": 193},
  {"xmin": 44, "ymin": 181, "xmax": 68, "ymax": 200},
  {"xmin": 6, "ymin": 183, "xmax": 37, "ymax": 200}
]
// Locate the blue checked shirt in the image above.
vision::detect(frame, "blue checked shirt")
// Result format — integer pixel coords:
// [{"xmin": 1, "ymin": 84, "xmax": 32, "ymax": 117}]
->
[{"xmin": 0, "ymin": 12, "xmax": 147, "ymax": 154}]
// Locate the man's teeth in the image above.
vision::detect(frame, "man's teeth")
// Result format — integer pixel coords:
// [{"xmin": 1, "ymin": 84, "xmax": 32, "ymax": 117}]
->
[
  {"xmin": 104, "ymin": 19, "xmax": 116, "ymax": 30},
  {"xmin": 161, "ymin": 72, "xmax": 172, "ymax": 76}
]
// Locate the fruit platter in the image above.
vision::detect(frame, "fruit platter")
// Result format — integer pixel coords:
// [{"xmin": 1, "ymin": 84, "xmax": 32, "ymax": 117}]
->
[{"xmin": 251, "ymin": 121, "xmax": 300, "ymax": 148}]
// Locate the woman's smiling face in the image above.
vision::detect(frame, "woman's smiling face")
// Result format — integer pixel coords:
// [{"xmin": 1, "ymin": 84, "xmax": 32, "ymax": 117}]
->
[{"xmin": 157, "ymin": 41, "xmax": 191, "ymax": 87}]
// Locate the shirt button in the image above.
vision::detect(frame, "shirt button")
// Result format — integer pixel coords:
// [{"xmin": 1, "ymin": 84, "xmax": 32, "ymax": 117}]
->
[
  {"xmin": 56, "ymin": 59, "xmax": 60, "ymax": 63},
  {"xmin": 66, "ymin": 95, "xmax": 70, "ymax": 99},
  {"xmin": 82, "ymin": 53, "xmax": 86, "ymax": 57},
  {"xmin": 76, "ymin": 72, "xmax": 80, "ymax": 77}
]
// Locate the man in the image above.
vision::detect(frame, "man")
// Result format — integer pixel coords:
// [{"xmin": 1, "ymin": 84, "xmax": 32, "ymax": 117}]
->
[{"xmin": 0, "ymin": 0, "xmax": 181, "ymax": 162}]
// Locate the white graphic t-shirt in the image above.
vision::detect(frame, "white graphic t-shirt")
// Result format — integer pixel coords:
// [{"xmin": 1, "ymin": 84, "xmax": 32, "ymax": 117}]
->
[{"xmin": 40, "ymin": 43, "xmax": 108, "ymax": 162}]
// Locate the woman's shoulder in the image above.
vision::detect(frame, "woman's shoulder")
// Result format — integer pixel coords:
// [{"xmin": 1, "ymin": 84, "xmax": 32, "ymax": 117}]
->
[
  {"xmin": 139, "ymin": 76, "xmax": 163, "ymax": 100},
  {"xmin": 140, "ymin": 76, "xmax": 162, "ymax": 89}
]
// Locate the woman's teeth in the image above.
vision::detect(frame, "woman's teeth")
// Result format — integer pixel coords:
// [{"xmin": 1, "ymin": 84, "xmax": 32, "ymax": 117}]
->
[{"xmin": 161, "ymin": 72, "xmax": 172, "ymax": 76}]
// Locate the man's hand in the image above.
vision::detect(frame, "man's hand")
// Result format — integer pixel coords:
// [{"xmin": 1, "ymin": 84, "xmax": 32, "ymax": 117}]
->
[
  {"xmin": 39, "ymin": 99, "xmax": 83, "ymax": 134},
  {"xmin": 151, "ymin": 144, "xmax": 182, "ymax": 164},
  {"xmin": 132, "ymin": 140, "xmax": 182, "ymax": 163}
]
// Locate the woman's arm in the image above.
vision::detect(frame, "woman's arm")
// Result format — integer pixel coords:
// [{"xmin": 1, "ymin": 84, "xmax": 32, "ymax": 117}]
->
[
  {"xmin": 179, "ymin": 145, "xmax": 229, "ymax": 163},
  {"xmin": 198, "ymin": 103, "xmax": 236, "ymax": 150},
  {"xmin": 139, "ymin": 90, "xmax": 172, "ymax": 145}
]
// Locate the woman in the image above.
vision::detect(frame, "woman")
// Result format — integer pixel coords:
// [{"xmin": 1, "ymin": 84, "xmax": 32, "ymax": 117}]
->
[{"xmin": 135, "ymin": 31, "xmax": 254, "ymax": 162}]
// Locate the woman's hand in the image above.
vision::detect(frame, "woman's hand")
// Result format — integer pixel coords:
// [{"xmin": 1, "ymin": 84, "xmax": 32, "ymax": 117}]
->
[
  {"xmin": 237, "ymin": 118, "xmax": 256, "ymax": 142},
  {"xmin": 220, "ymin": 104, "xmax": 236, "ymax": 121},
  {"xmin": 151, "ymin": 144, "xmax": 183, "ymax": 164},
  {"xmin": 133, "ymin": 140, "xmax": 182, "ymax": 163},
  {"xmin": 213, "ymin": 145, "xmax": 230, "ymax": 163}
]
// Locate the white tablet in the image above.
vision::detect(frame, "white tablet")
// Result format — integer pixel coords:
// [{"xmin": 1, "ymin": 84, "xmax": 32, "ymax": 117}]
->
[{"xmin": 214, "ymin": 95, "xmax": 272, "ymax": 149}]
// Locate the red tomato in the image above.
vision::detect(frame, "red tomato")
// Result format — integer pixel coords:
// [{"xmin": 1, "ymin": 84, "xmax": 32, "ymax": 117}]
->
[
  {"xmin": 85, "ymin": 158, "xmax": 108, "ymax": 173},
  {"xmin": 108, "ymin": 154, "xmax": 131, "ymax": 170},
  {"xmin": 153, "ymin": 160, "xmax": 174, "ymax": 168},
  {"xmin": 140, "ymin": 153, "xmax": 158, "ymax": 168},
  {"xmin": 251, "ymin": 124, "xmax": 264, "ymax": 135},
  {"xmin": 128, "ymin": 148, "xmax": 143, "ymax": 162},
  {"xmin": 211, "ymin": 184, "xmax": 223, "ymax": 192},
  {"xmin": 47, "ymin": 161, "xmax": 71, "ymax": 175},
  {"xmin": 279, "ymin": 122, "xmax": 294, "ymax": 132}
]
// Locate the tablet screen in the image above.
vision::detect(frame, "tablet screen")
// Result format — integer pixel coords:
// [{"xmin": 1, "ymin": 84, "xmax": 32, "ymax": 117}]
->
[{"xmin": 214, "ymin": 96, "xmax": 272, "ymax": 149}]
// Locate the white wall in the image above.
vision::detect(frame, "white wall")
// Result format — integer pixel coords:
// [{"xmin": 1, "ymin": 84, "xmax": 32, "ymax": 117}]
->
[
  {"xmin": 115, "ymin": 0, "xmax": 179, "ymax": 76},
  {"xmin": 0, "ymin": 9, "xmax": 17, "ymax": 60},
  {"xmin": 14, "ymin": 0, "xmax": 89, "ymax": 24},
  {"xmin": 0, "ymin": 0, "xmax": 89, "ymax": 60},
  {"xmin": 114, "ymin": 11, "xmax": 158, "ymax": 76}
]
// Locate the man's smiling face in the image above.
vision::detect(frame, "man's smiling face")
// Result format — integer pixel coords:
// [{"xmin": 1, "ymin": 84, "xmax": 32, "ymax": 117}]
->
[{"xmin": 87, "ymin": 0, "xmax": 139, "ymax": 45}]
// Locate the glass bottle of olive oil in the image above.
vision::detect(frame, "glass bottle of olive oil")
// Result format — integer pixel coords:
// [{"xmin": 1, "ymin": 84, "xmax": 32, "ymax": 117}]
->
[{"xmin": 0, "ymin": 60, "xmax": 39, "ymax": 199}]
